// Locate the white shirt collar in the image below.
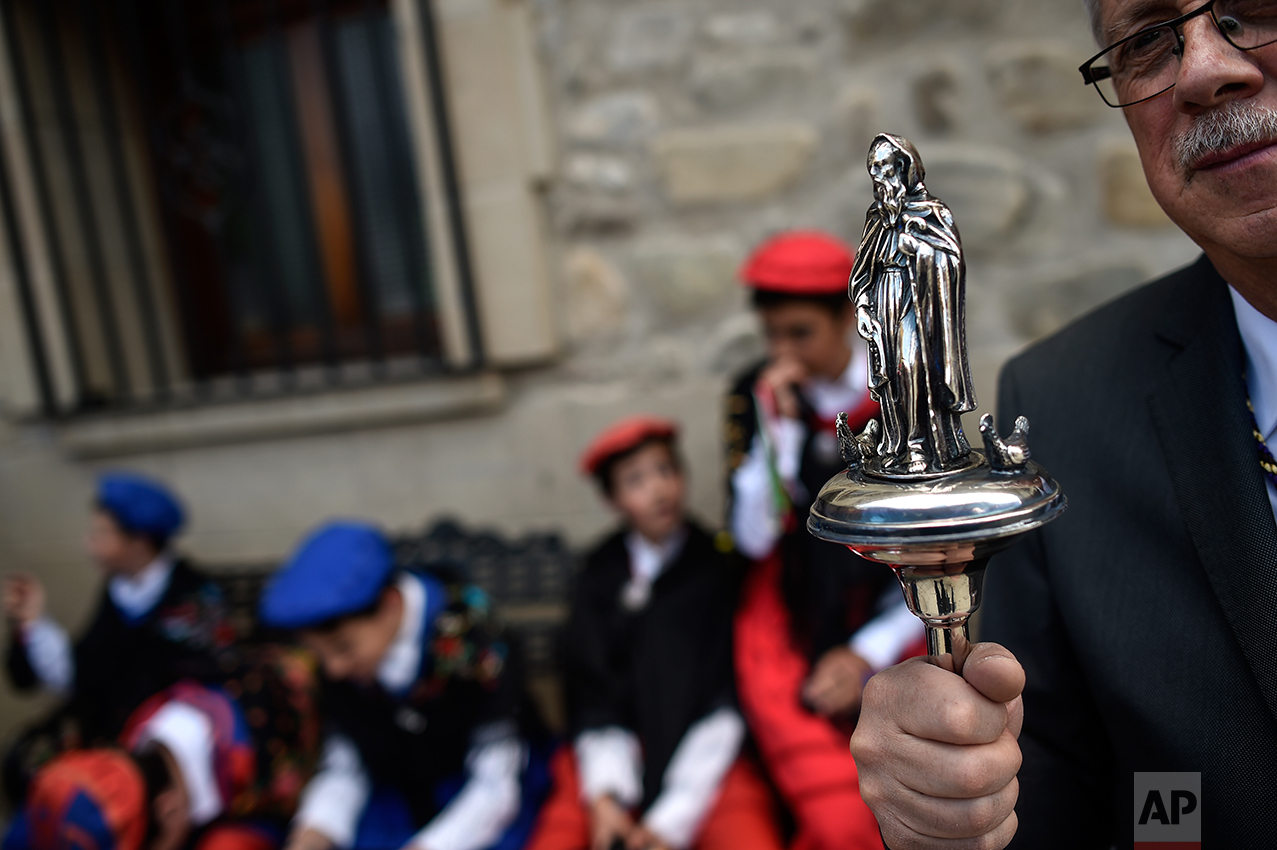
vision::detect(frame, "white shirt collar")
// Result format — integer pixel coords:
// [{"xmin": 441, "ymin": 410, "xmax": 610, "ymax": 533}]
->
[
  {"xmin": 377, "ymin": 573, "xmax": 427, "ymax": 694},
  {"xmin": 134, "ymin": 701, "xmax": 222, "ymax": 826},
  {"xmin": 805, "ymin": 337, "xmax": 870, "ymax": 420},
  {"xmin": 624, "ymin": 526, "xmax": 688, "ymax": 583},
  {"xmin": 1231, "ymin": 286, "xmax": 1277, "ymax": 440},
  {"xmin": 108, "ymin": 554, "xmax": 174, "ymax": 620},
  {"xmin": 621, "ymin": 526, "xmax": 688, "ymax": 610}
]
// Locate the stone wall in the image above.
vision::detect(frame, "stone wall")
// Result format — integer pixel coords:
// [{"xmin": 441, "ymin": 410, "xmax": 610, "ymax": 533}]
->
[
  {"xmin": 538, "ymin": 0, "xmax": 1203, "ymax": 409},
  {"xmin": 0, "ymin": 0, "xmax": 1204, "ymax": 736}
]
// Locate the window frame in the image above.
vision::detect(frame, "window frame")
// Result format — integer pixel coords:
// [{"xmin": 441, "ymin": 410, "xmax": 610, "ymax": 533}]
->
[{"xmin": 0, "ymin": 0, "xmax": 556, "ymax": 425}]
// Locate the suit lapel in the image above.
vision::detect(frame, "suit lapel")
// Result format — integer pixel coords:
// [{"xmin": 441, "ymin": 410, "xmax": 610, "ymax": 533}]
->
[{"xmin": 1147, "ymin": 259, "xmax": 1277, "ymax": 724}]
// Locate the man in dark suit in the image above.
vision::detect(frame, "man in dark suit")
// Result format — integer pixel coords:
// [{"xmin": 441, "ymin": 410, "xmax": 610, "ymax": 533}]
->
[{"xmin": 848, "ymin": 0, "xmax": 1277, "ymax": 847}]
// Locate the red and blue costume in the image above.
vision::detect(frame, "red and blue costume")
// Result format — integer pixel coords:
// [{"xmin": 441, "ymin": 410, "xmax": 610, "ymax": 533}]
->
[{"xmin": 6, "ymin": 647, "xmax": 321, "ymax": 850}]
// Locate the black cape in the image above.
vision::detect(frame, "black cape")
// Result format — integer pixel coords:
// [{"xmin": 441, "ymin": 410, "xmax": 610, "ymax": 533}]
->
[
  {"xmin": 562, "ymin": 521, "xmax": 740, "ymax": 810},
  {"xmin": 322, "ymin": 571, "xmax": 535, "ymax": 827}
]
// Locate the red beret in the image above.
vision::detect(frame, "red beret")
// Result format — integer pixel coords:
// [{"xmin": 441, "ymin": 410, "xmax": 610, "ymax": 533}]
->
[
  {"xmin": 580, "ymin": 416, "xmax": 679, "ymax": 477},
  {"xmin": 27, "ymin": 750, "xmax": 148, "ymax": 850},
  {"xmin": 738, "ymin": 230, "xmax": 855, "ymax": 295}
]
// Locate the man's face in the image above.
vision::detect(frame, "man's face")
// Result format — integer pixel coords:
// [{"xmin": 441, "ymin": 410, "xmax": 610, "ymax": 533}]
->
[
  {"xmin": 85, "ymin": 510, "xmax": 156, "ymax": 578},
  {"xmin": 1106, "ymin": 0, "xmax": 1277, "ymax": 262},
  {"xmin": 869, "ymin": 146, "xmax": 906, "ymax": 214},
  {"xmin": 607, "ymin": 442, "xmax": 686, "ymax": 544},
  {"xmin": 759, "ymin": 301, "xmax": 856, "ymax": 381},
  {"xmin": 300, "ymin": 589, "xmax": 402, "ymax": 686}
]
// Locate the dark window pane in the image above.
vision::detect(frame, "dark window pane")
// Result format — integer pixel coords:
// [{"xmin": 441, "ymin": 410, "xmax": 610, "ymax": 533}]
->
[
  {"xmin": 136, "ymin": 0, "xmax": 441, "ymax": 374},
  {"xmin": 335, "ymin": 12, "xmax": 434, "ymax": 319},
  {"xmin": 239, "ymin": 35, "xmax": 322, "ymax": 327}
]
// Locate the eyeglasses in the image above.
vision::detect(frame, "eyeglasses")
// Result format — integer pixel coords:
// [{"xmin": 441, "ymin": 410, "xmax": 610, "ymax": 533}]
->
[{"xmin": 1079, "ymin": 0, "xmax": 1277, "ymax": 107}]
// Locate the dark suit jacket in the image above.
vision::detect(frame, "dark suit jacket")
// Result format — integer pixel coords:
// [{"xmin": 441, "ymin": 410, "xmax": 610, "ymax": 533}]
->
[{"xmin": 985, "ymin": 255, "xmax": 1277, "ymax": 847}]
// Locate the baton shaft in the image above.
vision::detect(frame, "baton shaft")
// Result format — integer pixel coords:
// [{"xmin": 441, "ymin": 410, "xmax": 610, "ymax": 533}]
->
[{"xmin": 926, "ymin": 622, "xmax": 972, "ymax": 676}]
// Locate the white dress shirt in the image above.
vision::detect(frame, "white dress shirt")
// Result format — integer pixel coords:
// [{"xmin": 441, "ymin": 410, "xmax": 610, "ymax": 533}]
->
[
  {"xmin": 376, "ymin": 572, "xmax": 429, "ymax": 694},
  {"xmin": 108, "ymin": 555, "xmax": 175, "ymax": 621},
  {"xmin": 294, "ymin": 572, "xmax": 525, "ymax": 850},
  {"xmin": 575, "ymin": 726, "xmax": 644, "ymax": 807},
  {"xmin": 619, "ymin": 527, "xmax": 688, "ymax": 611},
  {"xmin": 1231, "ymin": 287, "xmax": 1277, "ymax": 521},
  {"xmin": 641, "ymin": 707, "xmax": 744, "ymax": 849},
  {"xmin": 294, "ymin": 734, "xmax": 370, "ymax": 849},
  {"xmin": 20, "ymin": 617, "xmax": 73, "ymax": 696},
  {"xmin": 575, "ymin": 708, "xmax": 745, "ymax": 850}
]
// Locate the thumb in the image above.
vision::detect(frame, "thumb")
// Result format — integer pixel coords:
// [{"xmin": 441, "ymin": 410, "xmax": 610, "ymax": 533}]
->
[
  {"xmin": 1006, "ymin": 693, "xmax": 1024, "ymax": 740},
  {"xmin": 961, "ymin": 642, "xmax": 1025, "ymax": 705}
]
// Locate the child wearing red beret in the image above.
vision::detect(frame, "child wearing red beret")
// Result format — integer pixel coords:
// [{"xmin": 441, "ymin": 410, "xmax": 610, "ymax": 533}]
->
[
  {"xmin": 526, "ymin": 417, "xmax": 783, "ymax": 850},
  {"xmin": 726, "ymin": 231, "xmax": 925, "ymax": 850}
]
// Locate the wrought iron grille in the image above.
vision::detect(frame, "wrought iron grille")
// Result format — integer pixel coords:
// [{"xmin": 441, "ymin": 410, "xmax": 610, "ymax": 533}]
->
[{"xmin": 0, "ymin": 0, "xmax": 481, "ymax": 416}]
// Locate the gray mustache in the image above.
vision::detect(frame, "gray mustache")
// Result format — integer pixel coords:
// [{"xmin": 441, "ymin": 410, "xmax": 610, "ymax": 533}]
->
[{"xmin": 1176, "ymin": 102, "xmax": 1277, "ymax": 171}]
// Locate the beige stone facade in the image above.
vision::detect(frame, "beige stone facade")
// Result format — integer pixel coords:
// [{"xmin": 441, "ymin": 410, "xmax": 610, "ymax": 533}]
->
[{"xmin": 0, "ymin": 0, "xmax": 1200, "ymax": 737}]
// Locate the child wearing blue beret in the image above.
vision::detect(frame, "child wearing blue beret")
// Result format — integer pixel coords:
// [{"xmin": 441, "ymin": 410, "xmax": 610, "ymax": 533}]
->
[
  {"xmin": 1, "ymin": 472, "xmax": 235, "ymax": 799},
  {"xmin": 259, "ymin": 521, "xmax": 546, "ymax": 850}
]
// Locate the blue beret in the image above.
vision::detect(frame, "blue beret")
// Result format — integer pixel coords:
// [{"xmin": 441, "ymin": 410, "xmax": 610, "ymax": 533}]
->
[
  {"xmin": 96, "ymin": 473, "xmax": 185, "ymax": 541},
  {"xmin": 259, "ymin": 521, "xmax": 394, "ymax": 629}
]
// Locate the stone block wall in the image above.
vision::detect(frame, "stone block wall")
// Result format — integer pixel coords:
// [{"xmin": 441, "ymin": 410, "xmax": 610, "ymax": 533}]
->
[{"xmin": 535, "ymin": 0, "xmax": 1200, "ymax": 427}]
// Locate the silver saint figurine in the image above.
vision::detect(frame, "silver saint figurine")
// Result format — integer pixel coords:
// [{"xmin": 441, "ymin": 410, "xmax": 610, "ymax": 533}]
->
[
  {"xmin": 808, "ymin": 134, "xmax": 1066, "ymax": 674},
  {"xmin": 852, "ymin": 135, "xmax": 977, "ymax": 476}
]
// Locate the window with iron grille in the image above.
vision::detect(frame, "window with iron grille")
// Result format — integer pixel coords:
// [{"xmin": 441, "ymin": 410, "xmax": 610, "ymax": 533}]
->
[{"xmin": 0, "ymin": 0, "xmax": 484, "ymax": 416}]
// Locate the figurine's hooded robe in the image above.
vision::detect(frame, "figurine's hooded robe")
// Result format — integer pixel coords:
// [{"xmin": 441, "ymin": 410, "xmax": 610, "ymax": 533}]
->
[{"xmin": 850, "ymin": 133, "xmax": 977, "ymax": 470}]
